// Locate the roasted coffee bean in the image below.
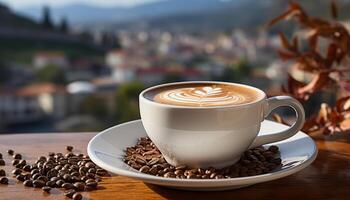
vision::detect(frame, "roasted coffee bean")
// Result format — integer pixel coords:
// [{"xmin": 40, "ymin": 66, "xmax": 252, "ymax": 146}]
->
[
  {"xmin": 13, "ymin": 153, "xmax": 22, "ymax": 159},
  {"xmin": 66, "ymin": 146, "xmax": 74, "ymax": 151},
  {"xmin": 33, "ymin": 180, "xmax": 45, "ymax": 188},
  {"xmin": 63, "ymin": 174, "xmax": 72, "ymax": 182},
  {"xmin": 37, "ymin": 175, "xmax": 48, "ymax": 182},
  {"xmin": 139, "ymin": 166, "xmax": 150, "ymax": 173},
  {"xmin": 88, "ymin": 168, "xmax": 96, "ymax": 174},
  {"xmin": 50, "ymin": 177, "xmax": 60, "ymax": 182},
  {"xmin": 12, "ymin": 168, "xmax": 22, "ymax": 175},
  {"xmin": 186, "ymin": 174, "xmax": 196, "ymax": 179},
  {"xmin": 12, "ymin": 159, "xmax": 20, "ymax": 166},
  {"xmin": 86, "ymin": 172, "xmax": 95, "ymax": 179},
  {"xmin": 0, "ymin": 169, "xmax": 5, "ymax": 176},
  {"xmin": 23, "ymin": 173, "xmax": 31, "ymax": 181},
  {"xmin": 65, "ymin": 153, "xmax": 74, "ymax": 158},
  {"xmin": 62, "ymin": 183, "xmax": 75, "ymax": 190},
  {"xmin": 79, "ymin": 167, "xmax": 87, "ymax": 176},
  {"xmin": 86, "ymin": 181, "xmax": 97, "ymax": 188},
  {"xmin": 73, "ymin": 193, "xmax": 83, "ymax": 200},
  {"xmin": 23, "ymin": 180, "xmax": 33, "ymax": 187},
  {"xmin": 272, "ymin": 158, "xmax": 282, "ymax": 164},
  {"xmin": 23, "ymin": 165, "xmax": 31, "ymax": 172},
  {"xmin": 65, "ymin": 189, "xmax": 76, "ymax": 198},
  {"xmin": 268, "ymin": 145, "xmax": 279, "ymax": 153},
  {"xmin": 37, "ymin": 156, "xmax": 46, "ymax": 162},
  {"xmin": 80, "ymin": 176, "xmax": 88, "ymax": 182},
  {"xmin": 7, "ymin": 149, "xmax": 14, "ymax": 155},
  {"xmin": 19, "ymin": 160, "xmax": 26, "ymax": 165},
  {"xmin": 0, "ymin": 159, "xmax": 5, "ymax": 166},
  {"xmin": 31, "ymin": 169, "xmax": 39, "ymax": 175},
  {"xmin": 164, "ymin": 172, "xmax": 175, "ymax": 178},
  {"xmin": 32, "ymin": 173, "xmax": 40, "ymax": 180},
  {"xmin": 42, "ymin": 186, "xmax": 51, "ymax": 193},
  {"xmin": 16, "ymin": 174, "xmax": 25, "ymax": 182},
  {"xmin": 46, "ymin": 180, "xmax": 56, "ymax": 187},
  {"xmin": 85, "ymin": 162, "xmax": 95, "ymax": 168},
  {"xmin": 96, "ymin": 169, "xmax": 107, "ymax": 176},
  {"xmin": 85, "ymin": 179, "xmax": 95, "ymax": 184},
  {"xmin": 73, "ymin": 182, "xmax": 85, "ymax": 191},
  {"xmin": 84, "ymin": 185, "xmax": 95, "ymax": 191},
  {"xmin": 0, "ymin": 177, "xmax": 9, "ymax": 184},
  {"xmin": 56, "ymin": 180, "xmax": 65, "ymax": 187},
  {"xmin": 71, "ymin": 171, "xmax": 79, "ymax": 177}
]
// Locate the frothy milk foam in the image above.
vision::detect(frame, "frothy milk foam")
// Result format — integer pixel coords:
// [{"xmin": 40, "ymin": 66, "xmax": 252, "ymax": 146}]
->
[{"xmin": 145, "ymin": 83, "xmax": 261, "ymax": 107}]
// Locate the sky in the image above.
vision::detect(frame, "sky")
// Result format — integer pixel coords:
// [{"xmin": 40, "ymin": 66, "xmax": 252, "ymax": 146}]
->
[{"xmin": 0, "ymin": 0, "xmax": 163, "ymax": 8}]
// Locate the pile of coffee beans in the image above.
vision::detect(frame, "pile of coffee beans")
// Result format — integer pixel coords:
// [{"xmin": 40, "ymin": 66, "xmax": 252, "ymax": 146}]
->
[
  {"xmin": 0, "ymin": 146, "xmax": 109, "ymax": 200},
  {"xmin": 124, "ymin": 137, "xmax": 282, "ymax": 179}
]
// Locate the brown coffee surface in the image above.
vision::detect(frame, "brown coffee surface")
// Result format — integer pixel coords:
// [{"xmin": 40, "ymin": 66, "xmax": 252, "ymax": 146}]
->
[{"xmin": 145, "ymin": 83, "xmax": 261, "ymax": 107}]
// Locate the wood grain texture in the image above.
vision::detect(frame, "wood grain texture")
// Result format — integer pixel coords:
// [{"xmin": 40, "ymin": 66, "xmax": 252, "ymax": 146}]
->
[{"xmin": 0, "ymin": 132, "xmax": 349, "ymax": 200}]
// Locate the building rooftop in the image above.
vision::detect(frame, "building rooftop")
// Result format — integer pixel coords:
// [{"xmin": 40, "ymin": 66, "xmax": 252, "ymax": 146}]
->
[{"xmin": 15, "ymin": 83, "xmax": 66, "ymax": 97}]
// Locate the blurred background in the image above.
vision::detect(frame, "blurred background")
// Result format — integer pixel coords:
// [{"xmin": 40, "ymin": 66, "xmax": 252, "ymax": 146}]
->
[{"xmin": 0, "ymin": 0, "xmax": 345, "ymax": 133}]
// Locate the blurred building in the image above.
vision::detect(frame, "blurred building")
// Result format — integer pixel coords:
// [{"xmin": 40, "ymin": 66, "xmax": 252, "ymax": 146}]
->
[
  {"xmin": 33, "ymin": 52, "xmax": 68, "ymax": 69},
  {"xmin": 0, "ymin": 83, "xmax": 66, "ymax": 125},
  {"xmin": 105, "ymin": 50, "xmax": 135, "ymax": 83}
]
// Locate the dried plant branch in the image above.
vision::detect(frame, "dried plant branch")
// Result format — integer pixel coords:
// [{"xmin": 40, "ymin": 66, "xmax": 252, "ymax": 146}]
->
[{"xmin": 269, "ymin": 0, "xmax": 350, "ymax": 135}]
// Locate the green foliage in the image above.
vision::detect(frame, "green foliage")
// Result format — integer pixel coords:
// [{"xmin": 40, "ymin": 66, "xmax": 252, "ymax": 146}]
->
[
  {"xmin": 0, "ymin": 38, "xmax": 105, "ymax": 64},
  {"xmin": 36, "ymin": 64, "xmax": 66, "ymax": 84},
  {"xmin": 80, "ymin": 96, "xmax": 108, "ymax": 119},
  {"xmin": 217, "ymin": 60, "xmax": 252, "ymax": 82},
  {"xmin": 162, "ymin": 73, "xmax": 182, "ymax": 83},
  {"xmin": 115, "ymin": 82, "xmax": 145, "ymax": 123},
  {"xmin": 101, "ymin": 32, "xmax": 122, "ymax": 49}
]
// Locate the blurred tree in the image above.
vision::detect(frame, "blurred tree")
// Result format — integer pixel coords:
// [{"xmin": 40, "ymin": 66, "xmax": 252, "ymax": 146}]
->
[
  {"xmin": 59, "ymin": 17, "xmax": 69, "ymax": 33},
  {"xmin": 0, "ymin": 62, "xmax": 9, "ymax": 85},
  {"xmin": 101, "ymin": 32, "xmax": 121, "ymax": 49},
  {"xmin": 36, "ymin": 64, "xmax": 66, "ymax": 84},
  {"xmin": 41, "ymin": 6, "xmax": 54, "ymax": 30},
  {"xmin": 115, "ymin": 82, "xmax": 145, "ymax": 123},
  {"xmin": 217, "ymin": 60, "xmax": 252, "ymax": 82},
  {"xmin": 162, "ymin": 73, "xmax": 182, "ymax": 83},
  {"xmin": 79, "ymin": 96, "xmax": 108, "ymax": 119}
]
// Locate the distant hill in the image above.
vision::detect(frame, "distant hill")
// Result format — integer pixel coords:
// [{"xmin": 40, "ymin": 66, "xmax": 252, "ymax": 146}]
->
[
  {"xmin": 17, "ymin": 0, "xmax": 243, "ymax": 25},
  {"xmin": 0, "ymin": 3, "xmax": 39, "ymax": 29},
  {"xmin": 16, "ymin": 0, "xmax": 350, "ymax": 33},
  {"xmin": 0, "ymin": 3, "xmax": 105, "ymax": 63}
]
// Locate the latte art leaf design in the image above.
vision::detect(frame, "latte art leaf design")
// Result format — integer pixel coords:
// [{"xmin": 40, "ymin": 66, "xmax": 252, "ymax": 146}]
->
[{"xmin": 154, "ymin": 85, "xmax": 251, "ymax": 106}]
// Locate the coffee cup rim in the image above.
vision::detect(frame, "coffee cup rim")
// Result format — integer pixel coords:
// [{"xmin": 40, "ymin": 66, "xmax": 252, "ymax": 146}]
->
[{"xmin": 139, "ymin": 81, "xmax": 267, "ymax": 109}]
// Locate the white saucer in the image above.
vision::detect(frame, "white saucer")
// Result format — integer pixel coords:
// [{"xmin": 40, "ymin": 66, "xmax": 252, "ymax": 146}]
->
[{"xmin": 87, "ymin": 120, "xmax": 317, "ymax": 191}]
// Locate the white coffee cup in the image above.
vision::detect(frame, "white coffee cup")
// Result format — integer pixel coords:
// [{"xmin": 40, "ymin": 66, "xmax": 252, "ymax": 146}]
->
[{"xmin": 139, "ymin": 81, "xmax": 305, "ymax": 168}]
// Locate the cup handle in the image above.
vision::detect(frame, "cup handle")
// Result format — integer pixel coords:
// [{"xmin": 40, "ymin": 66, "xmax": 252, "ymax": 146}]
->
[{"xmin": 249, "ymin": 96, "xmax": 305, "ymax": 148}]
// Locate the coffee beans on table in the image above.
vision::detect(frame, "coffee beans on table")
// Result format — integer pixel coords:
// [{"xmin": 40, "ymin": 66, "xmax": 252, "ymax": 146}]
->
[
  {"xmin": 0, "ymin": 169, "xmax": 5, "ymax": 176},
  {"xmin": 66, "ymin": 146, "xmax": 74, "ymax": 151},
  {"xmin": 7, "ymin": 149, "xmax": 14, "ymax": 155},
  {"xmin": 0, "ymin": 147, "xmax": 109, "ymax": 199},
  {"xmin": 0, "ymin": 177, "xmax": 9, "ymax": 184},
  {"xmin": 124, "ymin": 137, "xmax": 282, "ymax": 179},
  {"xmin": 13, "ymin": 153, "xmax": 22, "ymax": 159}
]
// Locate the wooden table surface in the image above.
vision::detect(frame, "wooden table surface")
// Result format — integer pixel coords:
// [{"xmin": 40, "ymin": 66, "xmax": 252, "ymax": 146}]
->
[{"xmin": 0, "ymin": 132, "xmax": 349, "ymax": 200}]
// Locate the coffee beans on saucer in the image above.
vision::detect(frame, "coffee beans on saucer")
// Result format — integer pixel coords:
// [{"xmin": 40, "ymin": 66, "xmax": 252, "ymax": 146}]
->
[{"xmin": 124, "ymin": 137, "xmax": 282, "ymax": 179}]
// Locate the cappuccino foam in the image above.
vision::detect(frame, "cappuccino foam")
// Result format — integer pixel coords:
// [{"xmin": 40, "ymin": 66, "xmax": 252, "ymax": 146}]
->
[{"xmin": 145, "ymin": 83, "xmax": 260, "ymax": 107}]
